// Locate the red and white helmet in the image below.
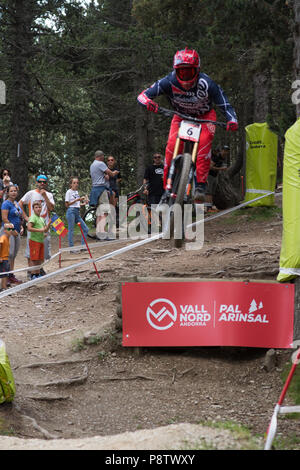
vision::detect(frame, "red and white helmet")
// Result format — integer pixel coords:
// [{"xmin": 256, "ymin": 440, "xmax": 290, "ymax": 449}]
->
[{"xmin": 173, "ymin": 48, "xmax": 200, "ymax": 89}]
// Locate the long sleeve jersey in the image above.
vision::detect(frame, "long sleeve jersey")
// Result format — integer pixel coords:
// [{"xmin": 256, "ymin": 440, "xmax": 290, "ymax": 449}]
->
[{"xmin": 137, "ymin": 71, "xmax": 237, "ymax": 123}]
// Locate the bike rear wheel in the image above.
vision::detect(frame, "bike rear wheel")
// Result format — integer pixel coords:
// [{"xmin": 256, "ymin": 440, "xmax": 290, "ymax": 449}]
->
[{"xmin": 169, "ymin": 153, "xmax": 192, "ymax": 248}]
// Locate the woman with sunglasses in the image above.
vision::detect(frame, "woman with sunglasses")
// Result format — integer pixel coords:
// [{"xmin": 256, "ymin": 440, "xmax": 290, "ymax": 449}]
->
[
  {"xmin": 137, "ymin": 48, "xmax": 238, "ymax": 203},
  {"xmin": 1, "ymin": 184, "xmax": 24, "ymax": 284}
]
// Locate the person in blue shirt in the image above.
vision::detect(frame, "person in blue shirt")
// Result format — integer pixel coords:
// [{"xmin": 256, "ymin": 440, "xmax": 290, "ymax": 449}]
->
[{"xmin": 1, "ymin": 184, "xmax": 23, "ymax": 284}]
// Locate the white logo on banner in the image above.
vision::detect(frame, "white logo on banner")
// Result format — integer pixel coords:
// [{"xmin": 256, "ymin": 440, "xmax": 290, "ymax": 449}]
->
[{"xmin": 146, "ymin": 298, "xmax": 177, "ymax": 330}]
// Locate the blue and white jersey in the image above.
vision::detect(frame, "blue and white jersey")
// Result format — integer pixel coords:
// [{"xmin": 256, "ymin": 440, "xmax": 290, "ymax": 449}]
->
[{"xmin": 138, "ymin": 71, "xmax": 237, "ymax": 123}]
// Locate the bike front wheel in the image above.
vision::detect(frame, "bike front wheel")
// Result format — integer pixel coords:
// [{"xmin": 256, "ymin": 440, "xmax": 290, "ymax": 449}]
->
[{"xmin": 169, "ymin": 153, "xmax": 192, "ymax": 248}]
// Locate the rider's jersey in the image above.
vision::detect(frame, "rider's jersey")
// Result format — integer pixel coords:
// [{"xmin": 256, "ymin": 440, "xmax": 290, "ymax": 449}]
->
[{"xmin": 137, "ymin": 71, "xmax": 237, "ymax": 123}]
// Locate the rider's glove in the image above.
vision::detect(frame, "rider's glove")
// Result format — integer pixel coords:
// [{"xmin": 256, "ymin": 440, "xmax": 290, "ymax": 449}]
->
[
  {"xmin": 226, "ymin": 121, "xmax": 238, "ymax": 132},
  {"xmin": 146, "ymin": 100, "xmax": 159, "ymax": 113}
]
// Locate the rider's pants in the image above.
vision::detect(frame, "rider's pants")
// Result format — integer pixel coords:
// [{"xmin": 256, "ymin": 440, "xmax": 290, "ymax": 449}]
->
[{"xmin": 164, "ymin": 109, "xmax": 217, "ymax": 188}]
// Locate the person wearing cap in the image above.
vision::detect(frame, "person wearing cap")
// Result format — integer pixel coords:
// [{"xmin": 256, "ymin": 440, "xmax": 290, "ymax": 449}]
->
[
  {"xmin": 205, "ymin": 145, "xmax": 230, "ymax": 212},
  {"xmin": 19, "ymin": 174, "xmax": 55, "ymax": 276}
]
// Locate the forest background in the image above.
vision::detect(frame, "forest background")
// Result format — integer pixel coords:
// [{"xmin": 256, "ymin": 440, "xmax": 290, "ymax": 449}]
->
[{"xmin": 0, "ymin": 0, "xmax": 299, "ymax": 215}]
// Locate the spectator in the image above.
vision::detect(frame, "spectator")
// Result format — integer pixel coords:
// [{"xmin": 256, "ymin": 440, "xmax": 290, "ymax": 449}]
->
[
  {"xmin": 65, "ymin": 177, "xmax": 89, "ymax": 252},
  {"xmin": 1, "ymin": 184, "xmax": 24, "ymax": 284},
  {"xmin": 89, "ymin": 150, "xmax": 119, "ymax": 206},
  {"xmin": 27, "ymin": 201, "xmax": 51, "ymax": 280},
  {"xmin": 89, "ymin": 150, "xmax": 119, "ymax": 240},
  {"xmin": 107, "ymin": 156, "xmax": 122, "ymax": 208},
  {"xmin": 0, "ymin": 170, "xmax": 12, "ymax": 218},
  {"xmin": 206, "ymin": 145, "xmax": 230, "ymax": 212},
  {"xmin": 19, "ymin": 174, "xmax": 55, "ymax": 276},
  {"xmin": 143, "ymin": 153, "xmax": 164, "ymax": 205},
  {"xmin": 0, "ymin": 223, "xmax": 15, "ymax": 290},
  {"xmin": 2, "ymin": 175, "xmax": 14, "ymax": 201},
  {"xmin": 0, "ymin": 169, "xmax": 7, "ymax": 196}
]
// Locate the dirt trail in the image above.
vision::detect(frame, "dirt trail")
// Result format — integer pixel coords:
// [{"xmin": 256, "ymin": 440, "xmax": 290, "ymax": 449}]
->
[{"xmin": 0, "ymin": 199, "xmax": 299, "ymax": 450}]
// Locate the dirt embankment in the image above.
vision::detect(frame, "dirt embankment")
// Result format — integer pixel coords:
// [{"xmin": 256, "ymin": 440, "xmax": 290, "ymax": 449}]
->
[{"xmin": 0, "ymin": 202, "xmax": 299, "ymax": 450}]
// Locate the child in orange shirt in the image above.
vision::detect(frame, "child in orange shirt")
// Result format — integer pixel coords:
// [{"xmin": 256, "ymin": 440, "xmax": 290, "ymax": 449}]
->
[{"xmin": 0, "ymin": 223, "xmax": 16, "ymax": 290}]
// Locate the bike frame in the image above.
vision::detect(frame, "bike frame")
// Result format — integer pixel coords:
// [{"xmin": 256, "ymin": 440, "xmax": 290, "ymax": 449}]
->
[
  {"xmin": 159, "ymin": 107, "xmax": 226, "ymax": 203},
  {"xmin": 166, "ymin": 126, "xmax": 199, "ymax": 202}
]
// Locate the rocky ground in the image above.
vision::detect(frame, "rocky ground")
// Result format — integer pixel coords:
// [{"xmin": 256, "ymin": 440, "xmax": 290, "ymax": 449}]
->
[{"xmin": 0, "ymin": 196, "xmax": 299, "ymax": 450}]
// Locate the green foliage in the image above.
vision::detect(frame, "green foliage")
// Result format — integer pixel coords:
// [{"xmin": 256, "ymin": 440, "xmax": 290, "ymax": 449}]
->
[{"xmin": 0, "ymin": 0, "xmax": 297, "ymax": 207}]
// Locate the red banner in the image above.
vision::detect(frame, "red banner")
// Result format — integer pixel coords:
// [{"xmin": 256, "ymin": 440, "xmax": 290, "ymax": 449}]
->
[{"xmin": 122, "ymin": 281, "xmax": 294, "ymax": 348}]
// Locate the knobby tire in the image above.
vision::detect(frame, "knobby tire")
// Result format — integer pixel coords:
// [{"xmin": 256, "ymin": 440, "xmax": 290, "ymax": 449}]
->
[{"xmin": 169, "ymin": 153, "xmax": 192, "ymax": 248}]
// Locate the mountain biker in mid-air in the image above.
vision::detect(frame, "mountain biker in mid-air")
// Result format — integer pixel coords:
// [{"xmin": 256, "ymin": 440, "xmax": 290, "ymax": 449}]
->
[{"xmin": 137, "ymin": 48, "xmax": 238, "ymax": 203}]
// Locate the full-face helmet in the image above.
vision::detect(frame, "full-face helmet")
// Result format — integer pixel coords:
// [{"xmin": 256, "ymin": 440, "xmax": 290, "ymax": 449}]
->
[{"xmin": 173, "ymin": 48, "xmax": 200, "ymax": 89}]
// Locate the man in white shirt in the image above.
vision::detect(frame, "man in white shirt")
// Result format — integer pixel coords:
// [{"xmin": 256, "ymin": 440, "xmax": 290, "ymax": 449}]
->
[{"xmin": 19, "ymin": 174, "xmax": 55, "ymax": 276}]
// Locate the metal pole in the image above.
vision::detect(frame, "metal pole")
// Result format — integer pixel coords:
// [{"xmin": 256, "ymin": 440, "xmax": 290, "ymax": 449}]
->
[{"xmin": 59, "ymin": 234, "xmax": 62, "ymax": 268}]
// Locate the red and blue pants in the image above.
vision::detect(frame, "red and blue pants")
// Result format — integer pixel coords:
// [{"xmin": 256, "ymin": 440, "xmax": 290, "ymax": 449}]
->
[{"xmin": 164, "ymin": 109, "xmax": 217, "ymax": 188}]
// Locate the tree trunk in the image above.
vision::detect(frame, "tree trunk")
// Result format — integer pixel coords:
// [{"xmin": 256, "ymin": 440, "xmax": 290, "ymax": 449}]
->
[
  {"xmin": 253, "ymin": 73, "xmax": 269, "ymax": 123},
  {"xmin": 135, "ymin": 104, "xmax": 149, "ymax": 185},
  {"xmin": 213, "ymin": 171, "xmax": 240, "ymax": 210},
  {"xmin": 7, "ymin": 0, "xmax": 34, "ymax": 196}
]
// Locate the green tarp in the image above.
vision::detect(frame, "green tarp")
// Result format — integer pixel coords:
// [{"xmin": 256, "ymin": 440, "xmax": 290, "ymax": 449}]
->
[
  {"xmin": 245, "ymin": 122, "xmax": 278, "ymax": 206},
  {"xmin": 278, "ymin": 118, "xmax": 300, "ymax": 282},
  {"xmin": 0, "ymin": 339, "xmax": 15, "ymax": 404}
]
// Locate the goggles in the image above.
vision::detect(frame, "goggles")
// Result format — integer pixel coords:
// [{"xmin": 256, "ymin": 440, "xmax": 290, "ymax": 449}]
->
[{"xmin": 176, "ymin": 67, "xmax": 198, "ymax": 82}]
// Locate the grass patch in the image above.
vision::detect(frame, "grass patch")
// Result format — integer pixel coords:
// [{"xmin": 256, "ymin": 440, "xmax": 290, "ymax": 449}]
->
[
  {"xmin": 281, "ymin": 361, "xmax": 300, "ymax": 407},
  {"xmin": 0, "ymin": 417, "xmax": 14, "ymax": 436},
  {"xmin": 269, "ymin": 361, "xmax": 300, "ymax": 449},
  {"xmin": 70, "ymin": 333, "xmax": 86, "ymax": 352},
  {"xmin": 182, "ymin": 420, "xmax": 262, "ymax": 450},
  {"xmin": 71, "ymin": 328, "xmax": 120, "ymax": 354},
  {"xmin": 226, "ymin": 205, "xmax": 281, "ymax": 223},
  {"xmin": 273, "ymin": 433, "xmax": 300, "ymax": 450},
  {"xmin": 205, "ymin": 420, "xmax": 260, "ymax": 448}
]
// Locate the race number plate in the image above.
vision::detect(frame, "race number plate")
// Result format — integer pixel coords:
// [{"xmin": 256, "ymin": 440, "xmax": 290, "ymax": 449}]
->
[{"xmin": 178, "ymin": 120, "xmax": 201, "ymax": 142}]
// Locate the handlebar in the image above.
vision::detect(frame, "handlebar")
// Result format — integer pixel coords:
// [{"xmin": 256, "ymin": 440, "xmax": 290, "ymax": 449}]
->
[{"xmin": 157, "ymin": 106, "xmax": 226, "ymax": 128}]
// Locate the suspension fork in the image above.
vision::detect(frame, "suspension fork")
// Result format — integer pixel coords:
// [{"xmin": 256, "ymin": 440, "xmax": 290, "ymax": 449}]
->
[
  {"xmin": 185, "ymin": 139, "xmax": 199, "ymax": 198},
  {"xmin": 165, "ymin": 125, "xmax": 201, "ymax": 196},
  {"xmin": 166, "ymin": 136, "xmax": 181, "ymax": 191}
]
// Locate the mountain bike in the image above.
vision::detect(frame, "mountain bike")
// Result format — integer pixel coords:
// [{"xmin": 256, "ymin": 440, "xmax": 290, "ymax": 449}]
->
[
  {"xmin": 157, "ymin": 107, "xmax": 226, "ymax": 248},
  {"xmin": 83, "ymin": 185, "xmax": 152, "ymax": 239}
]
